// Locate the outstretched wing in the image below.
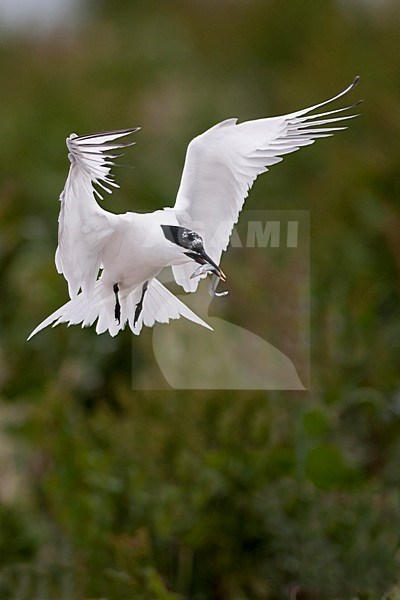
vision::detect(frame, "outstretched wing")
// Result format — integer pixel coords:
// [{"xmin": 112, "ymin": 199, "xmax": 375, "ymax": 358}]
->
[
  {"xmin": 55, "ymin": 128, "xmax": 139, "ymax": 298},
  {"xmin": 172, "ymin": 77, "xmax": 361, "ymax": 292}
]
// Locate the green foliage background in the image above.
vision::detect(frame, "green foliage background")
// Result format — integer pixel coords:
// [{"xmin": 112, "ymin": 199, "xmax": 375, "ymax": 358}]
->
[{"xmin": 0, "ymin": 1, "xmax": 399, "ymax": 598}]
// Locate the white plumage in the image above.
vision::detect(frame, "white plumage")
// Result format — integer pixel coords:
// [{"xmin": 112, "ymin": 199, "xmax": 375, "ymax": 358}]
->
[{"xmin": 28, "ymin": 77, "xmax": 360, "ymax": 339}]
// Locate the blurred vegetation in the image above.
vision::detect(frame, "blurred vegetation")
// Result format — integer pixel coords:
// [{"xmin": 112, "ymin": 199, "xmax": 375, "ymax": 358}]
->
[{"xmin": 1, "ymin": 0, "xmax": 400, "ymax": 598}]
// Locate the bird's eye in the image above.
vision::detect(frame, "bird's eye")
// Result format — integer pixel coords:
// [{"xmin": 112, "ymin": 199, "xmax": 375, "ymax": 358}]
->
[{"xmin": 185, "ymin": 232, "xmax": 196, "ymax": 242}]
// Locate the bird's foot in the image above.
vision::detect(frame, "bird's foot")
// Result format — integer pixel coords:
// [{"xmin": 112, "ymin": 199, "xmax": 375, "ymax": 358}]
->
[
  {"xmin": 134, "ymin": 281, "xmax": 148, "ymax": 327},
  {"xmin": 113, "ymin": 283, "xmax": 121, "ymax": 324}
]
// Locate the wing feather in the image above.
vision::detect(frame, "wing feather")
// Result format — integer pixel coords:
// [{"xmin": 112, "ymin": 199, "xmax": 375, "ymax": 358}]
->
[
  {"xmin": 56, "ymin": 128, "xmax": 139, "ymax": 298},
  {"xmin": 172, "ymin": 78, "xmax": 361, "ymax": 292}
]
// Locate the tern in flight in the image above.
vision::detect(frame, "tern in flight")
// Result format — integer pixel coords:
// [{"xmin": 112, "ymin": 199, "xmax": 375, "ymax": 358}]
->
[{"xmin": 28, "ymin": 77, "xmax": 361, "ymax": 339}]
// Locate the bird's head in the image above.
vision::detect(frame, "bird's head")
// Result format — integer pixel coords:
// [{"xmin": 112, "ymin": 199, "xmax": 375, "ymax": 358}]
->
[{"xmin": 161, "ymin": 225, "xmax": 226, "ymax": 281}]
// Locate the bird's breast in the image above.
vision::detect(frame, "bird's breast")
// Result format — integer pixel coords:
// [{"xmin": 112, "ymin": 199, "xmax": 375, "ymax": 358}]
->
[{"xmin": 100, "ymin": 214, "xmax": 183, "ymax": 289}]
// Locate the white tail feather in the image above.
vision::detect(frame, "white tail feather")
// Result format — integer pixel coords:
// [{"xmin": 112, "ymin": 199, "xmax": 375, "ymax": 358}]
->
[{"xmin": 27, "ymin": 278, "xmax": 212, "ymax": 340}]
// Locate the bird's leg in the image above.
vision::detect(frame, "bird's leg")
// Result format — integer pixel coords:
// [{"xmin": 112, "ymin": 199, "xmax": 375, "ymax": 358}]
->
[
  {"xmin": 113, "ymin": 283, "xmax": 121, "ymax": 324},
  {"xmin": 134, "ymin": 281, "xmax": 149, "ymax": 327}
]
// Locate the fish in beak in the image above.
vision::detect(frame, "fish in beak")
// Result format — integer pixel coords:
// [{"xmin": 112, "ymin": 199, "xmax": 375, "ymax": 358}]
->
[{"xmin": 188, "ymin": 249, "xmax": 226, "ymax": 282}]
